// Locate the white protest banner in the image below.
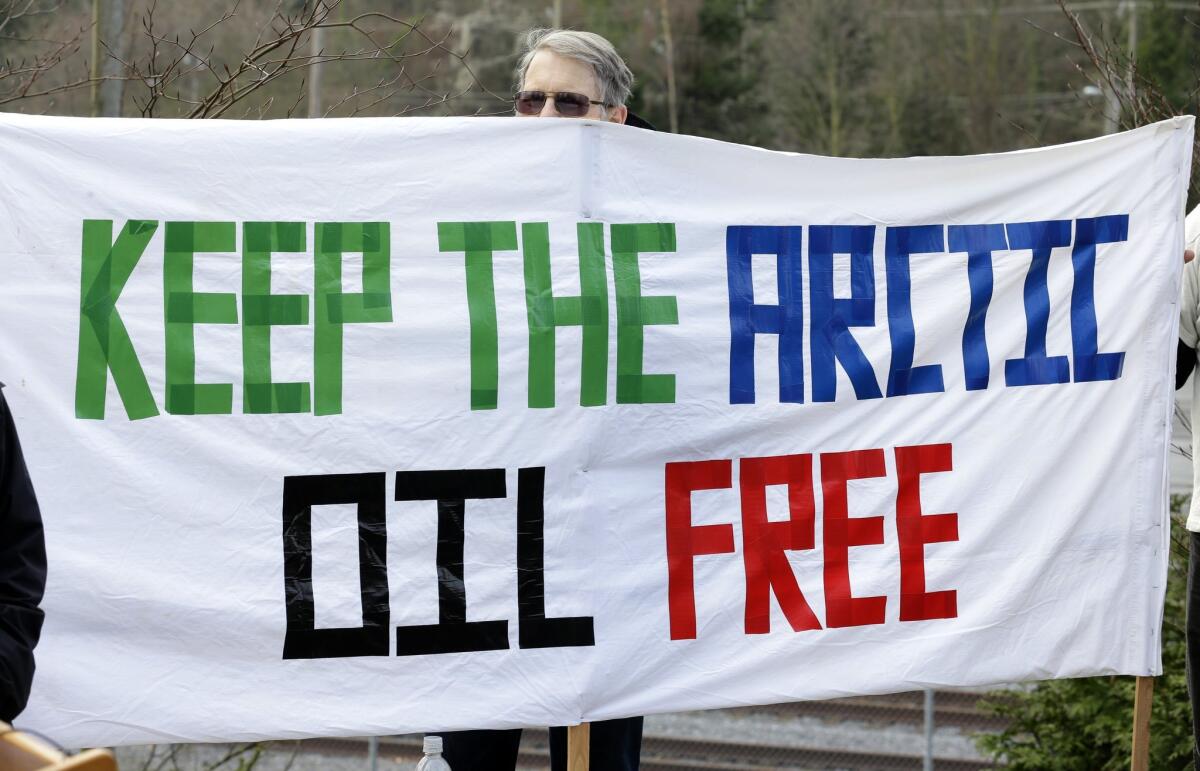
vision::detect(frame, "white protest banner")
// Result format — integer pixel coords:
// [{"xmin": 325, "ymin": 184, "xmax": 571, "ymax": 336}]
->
[{"xmin": 0, "ymin": 113, "xmax": 1192, "ymax": 747}]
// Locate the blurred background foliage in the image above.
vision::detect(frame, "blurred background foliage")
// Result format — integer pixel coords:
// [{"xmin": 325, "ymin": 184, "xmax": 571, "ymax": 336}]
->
[{"xmin": 1, "ymin": 0, "xmax": 1196, "ymax": 157}]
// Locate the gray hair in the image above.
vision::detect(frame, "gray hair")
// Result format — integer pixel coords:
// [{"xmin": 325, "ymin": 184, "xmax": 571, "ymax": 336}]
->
[{"xmin": 515, "ymin": 28, "xmax": 634, "ymax": 108}]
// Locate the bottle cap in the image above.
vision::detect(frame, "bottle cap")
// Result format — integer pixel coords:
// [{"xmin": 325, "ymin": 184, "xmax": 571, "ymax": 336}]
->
[{"xmin": 424, "ymin": 735, "xmax": 443, "ymax": 754}]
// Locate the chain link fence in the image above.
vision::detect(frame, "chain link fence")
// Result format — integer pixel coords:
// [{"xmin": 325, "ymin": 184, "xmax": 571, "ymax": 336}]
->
[{"xmin": 111, "ymin": 688, "xmax": 1005, "ymax": 770}]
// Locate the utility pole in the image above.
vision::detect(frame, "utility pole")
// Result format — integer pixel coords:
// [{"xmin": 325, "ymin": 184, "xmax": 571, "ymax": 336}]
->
[
  {"xmin": 1104, "ymin": 0, "xmax": 1140, "ymax": 133},
  {"xmin": 183, "ymin": 53, "xmax": 198, "ymax": 106},
  {"xmin": 308, "ymin": 2, "xmax": 325, "ymax": 118},
  {"xmin": 1126, "ymin": 0, "xmax": 1138, "ymax": 100},
  {"xmin": 1103, "ymin": 75, "xmax": 1121, "ymax": 133},
  {"xmin": 553, "ymin": 0, "xmax": 562, "ymax": 28},
  {"xmin": 90, "ymin": 0, "xmax": 129, "ymax": 117},
  {"xmin": 660, "ymin": 0, "xmax": 678, "ymax": 133},
  {"xmin": 923, "ymin": 689, "xmax": 935, "ymax": 771}
]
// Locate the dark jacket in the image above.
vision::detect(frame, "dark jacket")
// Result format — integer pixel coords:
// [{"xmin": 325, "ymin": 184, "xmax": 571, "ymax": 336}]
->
[
  {"xmin": 1181, "ymin": 340, "xmax": 1196, "ymax": 391},
  {"xmin": 0, "ymin": 386, "xmax": 46, "ymax": 722}
]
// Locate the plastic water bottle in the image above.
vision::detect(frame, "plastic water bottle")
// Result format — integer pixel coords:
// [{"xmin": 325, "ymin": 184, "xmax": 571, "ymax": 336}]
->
[{"xmin": 416, "ymin": 735, "xmax": 452, "ymax": 771}]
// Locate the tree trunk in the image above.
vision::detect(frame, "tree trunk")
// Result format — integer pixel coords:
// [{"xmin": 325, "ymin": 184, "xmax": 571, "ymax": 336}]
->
[{"xmin": 93, "ymin": 0, "xmax": 129, "ymax": 117}]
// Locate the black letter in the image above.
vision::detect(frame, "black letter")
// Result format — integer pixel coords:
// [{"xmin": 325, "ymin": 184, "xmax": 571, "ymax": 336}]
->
[
  {"xmin": 282, "ymin": 472, "xmax": 389, "ymax": 659},
  {"xmin": 394, "ymin": 469, "xmax": 510, "ymax": 655},
  {"xmin": 517, "ymin": 467, "xmax": 595, "ymax": 648}
]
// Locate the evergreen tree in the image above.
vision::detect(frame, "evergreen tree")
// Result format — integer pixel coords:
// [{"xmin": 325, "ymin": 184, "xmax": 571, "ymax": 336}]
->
[
  {"xmin": 678, "ymin": 0, "xmax": 771, "ymax": 145},
  {"xmin": 1137, "ymin": 0, "xmax": 1200, "ymax": 115}
]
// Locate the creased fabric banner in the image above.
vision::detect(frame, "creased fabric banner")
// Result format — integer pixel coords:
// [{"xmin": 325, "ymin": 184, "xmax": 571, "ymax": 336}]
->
[{"xmin": 0, "ymin": 113, "xmax": 1192, "ymax": 747}]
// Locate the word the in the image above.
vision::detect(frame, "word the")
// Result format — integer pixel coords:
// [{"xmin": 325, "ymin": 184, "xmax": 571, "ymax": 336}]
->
[{"xmin": 439, "ymin": 220, "xmax": 678, "ymax": 410}]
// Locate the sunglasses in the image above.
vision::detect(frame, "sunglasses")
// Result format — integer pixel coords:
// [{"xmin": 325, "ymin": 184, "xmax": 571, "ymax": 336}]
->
[{"xmin": 514, "ymin": 90, "xmax": 609, "ymax": 117}]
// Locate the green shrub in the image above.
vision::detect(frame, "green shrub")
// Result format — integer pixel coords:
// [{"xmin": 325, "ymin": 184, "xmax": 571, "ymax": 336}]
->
[{"xmin": 977, "ymin": 496, "xmax": 1194, "ymax": 769}]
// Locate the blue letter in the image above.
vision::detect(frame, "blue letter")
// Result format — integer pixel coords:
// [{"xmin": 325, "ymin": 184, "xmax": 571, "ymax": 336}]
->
[
  {"xmin": 809, "ymin": 225, "xmax": 881, "ymax": 402},
  {"xmin": 1004, "ymin": 220, "xmax": 1071, "ymax": 386},
  {"xmin": 948, "ymin": 224, "xmax": 1007, "ymax": 391},
  {"xmin": 886, "ymin": 225, "xmax": 945, "ymax": 397},
  {"xmin": 727, "ymin": 226, "xmax": 804, "ymax": 404},
  {"xmin": 1071, "ymin": 216, "xmax": 1128, "ymax": 382}
]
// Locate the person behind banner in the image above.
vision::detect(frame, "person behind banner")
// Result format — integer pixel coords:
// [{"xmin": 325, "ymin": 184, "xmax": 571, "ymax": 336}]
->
[
  {"xmin": 436, "ymin": 28, "xmax": 646, "ymax": 771},
  {"xmin": 1177, "ymin": 205, "xmax": 1200, "ymax": 766},
  {"xmin": 0, "ymin": 383, "xmax": 47, "ymax": 723}
]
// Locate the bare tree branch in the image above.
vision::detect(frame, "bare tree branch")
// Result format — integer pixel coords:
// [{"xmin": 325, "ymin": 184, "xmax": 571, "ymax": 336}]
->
[
  {"xmin": 1057, "ymin": 0, "xmax": 1200, "ymax": 202},
  {"xmin": 0, "ymin": 0, "xmax": 506, "ymax": 120}
]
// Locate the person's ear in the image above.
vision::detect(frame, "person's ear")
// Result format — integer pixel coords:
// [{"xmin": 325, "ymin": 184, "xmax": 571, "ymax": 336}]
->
[{"xmin": 609, "ymin": 105, "xmax": 628, "ymax": 125}]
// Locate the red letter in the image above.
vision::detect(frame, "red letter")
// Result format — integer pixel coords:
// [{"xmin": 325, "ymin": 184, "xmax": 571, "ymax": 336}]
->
[
  {"xmin": 821, "ymin": 448, "xmax": 887, "ymax": 628},
  {"xmin": 895, "ymin": 443, "xmax": 958, "ymax": 621},
  {"xmin": 740, "ymin": 454, "xmax": 822, "ymax": 634},
  {"xmin": 665, "ymin": 460, "xmax": 735, "ymax": 640}
]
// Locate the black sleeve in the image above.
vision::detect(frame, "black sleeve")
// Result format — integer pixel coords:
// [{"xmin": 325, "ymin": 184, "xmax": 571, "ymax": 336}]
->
[
  {"xmin": 0, "ymin": 388, "xmax": 47, "ymax": 723},
  {"xmin": 1179, "ymin": 338, "xmax": 1196, "ymax": 391}
]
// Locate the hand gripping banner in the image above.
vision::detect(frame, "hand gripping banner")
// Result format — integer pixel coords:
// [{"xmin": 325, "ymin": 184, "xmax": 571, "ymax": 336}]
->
[{"xmin": 0, "ymin": 113, "xmax": 1192, "ymax": 746}]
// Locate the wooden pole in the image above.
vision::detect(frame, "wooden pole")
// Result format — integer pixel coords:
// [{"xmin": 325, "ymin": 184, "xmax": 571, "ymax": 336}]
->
[
  {"xmin": 566, "ymin": 722, "xmax": 590, "ymax": 771},
  {"xmin": 1131, "ymin": 675, "xmax": 1154, "ymax": 771}
]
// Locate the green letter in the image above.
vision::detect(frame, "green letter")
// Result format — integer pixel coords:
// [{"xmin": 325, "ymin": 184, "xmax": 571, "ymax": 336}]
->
[
  {"xmin": 75, "ymin": 219, "xmax": 160, "ymax": 420},
  {"xmin": 437, "ymin": 221, "xmax": 518, "ymax": 410},
  {"xmin": 523, "ymin": 222, "xmax": 608, "ymax": 408},
  {"xmin": 314, "ymin": 222, "xmax": 392, "ymax": 416},
  {"xmin": 164, "ymin": 222, "xmax": 239, "ymax": 415},
  {"xmin": 612, "ymin": 223, "xmax": 678, "ymax": 404},
  {"xmin": 243, "ymin": 222, "xmax": 310, "ymax": 414}
]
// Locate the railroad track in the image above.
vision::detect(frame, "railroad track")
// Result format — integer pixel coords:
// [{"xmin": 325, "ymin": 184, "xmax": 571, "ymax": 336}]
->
[
  {"xmin": 299, "ymin": 690, "xmax": 1004, "ymax": 769},
  {"xmin": 739, "ymin": 690, "xmax": 1010, "ymax": 732}
]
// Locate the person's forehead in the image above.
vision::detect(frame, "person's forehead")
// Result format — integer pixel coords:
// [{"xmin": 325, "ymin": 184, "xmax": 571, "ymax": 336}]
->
[{"xmin": 521, "ymin": 50, "xmax": 601, "ymax": 96}]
